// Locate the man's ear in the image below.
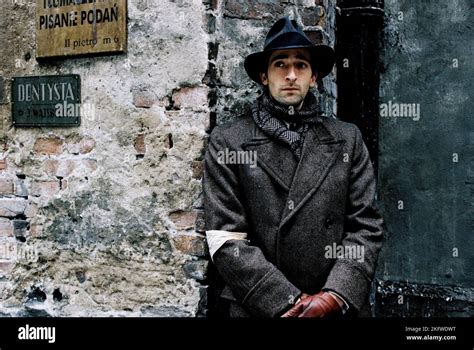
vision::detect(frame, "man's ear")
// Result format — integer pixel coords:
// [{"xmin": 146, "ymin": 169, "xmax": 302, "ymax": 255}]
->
[
  {"xmin": 260, "ymin": 72, "xmax": 268, "ymax": 85},
  {"xmin": 309, "ymin": 73, "xmax": 317, "ymax": 87}
]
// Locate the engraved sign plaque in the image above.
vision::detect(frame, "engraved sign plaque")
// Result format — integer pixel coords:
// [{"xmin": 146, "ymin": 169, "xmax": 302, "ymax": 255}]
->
[
  {"xmin": 12, "ymin": 75, "xmax": 81, "ymax": 127},
  {"xmin": 36, "ymin": 0, "xmax": 127, "ymax": 58}
]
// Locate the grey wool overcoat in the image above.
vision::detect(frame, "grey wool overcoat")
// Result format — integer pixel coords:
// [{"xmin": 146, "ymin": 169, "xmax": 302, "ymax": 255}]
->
[{"xmin": 203, "ymin": 114, "xmax": 384, "ymax": 318}]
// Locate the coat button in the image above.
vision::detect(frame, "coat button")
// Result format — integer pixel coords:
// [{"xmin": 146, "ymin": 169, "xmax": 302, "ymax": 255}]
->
[{"xmin": 325, "ymin": 218, "xmax": 332, "ymax": 228}]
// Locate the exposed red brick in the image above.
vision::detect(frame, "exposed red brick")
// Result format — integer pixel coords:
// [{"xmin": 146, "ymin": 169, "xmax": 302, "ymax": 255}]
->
[
  {"xmin": 82, "ymin": 159, "xmax": 98, "ymax": 173},
  {"xmin": 173, "ymin": 233, "xmax": 208, "ymax": 257},
  {"xmin": 44, "ymin": 159, "xmax": 75, "ymax": 177},
  {"xmin": 43, "ymin": 159, "xmax": 59, "ymax": 175},
  {"xmin": 0, "ymin": 219, "xmax": 13, "ymax": 237},
  {"xmin": 57, "ymin": 160, "xmax": 76, "ymax": 177},
  {"xmin": 134, "ymin": 134, "xmax": 146, "ymax": 154},
  {"xmin": 34, "ymin": 137, "xmax": 63, "ymax": 155},
  {"xmin": 172, "ymin": 86, "xmax": 208, "ymax": 109},
  {"xmin": 0, "ymin": 198, "xmax": 27, "ymax": 217},
  {"xmin": 31, "ymin": 181, "xmax": 60, "ymax": 197},
  {"xmin": 79, "ymin": 138, "xmax": 96, "ymax": 154},
  {"xmin": 133, "ymin": 90, "xmax": 157, "ymax": 108},
  {"xmin": 0, "ymin": 181, "xmax": 14, "ymax": 195},
  {"xmin": 0, "ymin": 159, "xmax": 7, "ymax": 170},
  {"xmin": 0, "ymin": 261, "xmax": 15, "ymax": 275},
  {"xmin": 25, "ymin": 203, "xmax": 38, "ymax": 218},
  {"xmin": 169, "ymin": 210, "xmax": 198, "ymax": 230}
]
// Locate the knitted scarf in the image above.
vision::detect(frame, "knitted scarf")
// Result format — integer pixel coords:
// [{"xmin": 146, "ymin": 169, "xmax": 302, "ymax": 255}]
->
[{"xmin": 251, "ymin": 91, "xmax": 322, "ymax": 160}]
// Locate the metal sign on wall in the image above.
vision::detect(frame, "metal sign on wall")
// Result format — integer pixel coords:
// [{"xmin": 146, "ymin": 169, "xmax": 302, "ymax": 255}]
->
[
  {"xmin": 36, "ymin": 0, "xmax": 127, "ymax": 58},
  {"xmin": 12, "ymin": 75, "xmax": 81, "ymax": 127}
]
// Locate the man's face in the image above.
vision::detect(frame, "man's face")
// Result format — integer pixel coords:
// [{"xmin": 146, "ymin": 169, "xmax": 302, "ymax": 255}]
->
[{"xmin": 259, "ymin": 48, "xmax": 317, "ymax": 107}]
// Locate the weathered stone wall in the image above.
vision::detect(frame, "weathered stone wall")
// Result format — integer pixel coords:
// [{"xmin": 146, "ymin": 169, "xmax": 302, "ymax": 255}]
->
[
  {"xmin": 0, "ymin": 0, "xmax": 335, "ymax": 317},
  {"xmin": 375, "ymin": 0, "xmax": 473, "ymax": 316}
]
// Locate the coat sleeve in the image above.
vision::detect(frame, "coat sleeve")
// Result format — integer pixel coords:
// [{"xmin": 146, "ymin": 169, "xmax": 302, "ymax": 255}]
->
[
  {"xmin": 322, "ymin": 125, "xmax": 384, "ymax": 313},
  {"xmin": 203, "ymin": 126, "xmax": 301, "ymax": 318}
]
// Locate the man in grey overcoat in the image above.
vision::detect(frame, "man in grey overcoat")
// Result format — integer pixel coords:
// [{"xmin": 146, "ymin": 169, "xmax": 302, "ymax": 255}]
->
[{"xmin": 203, "ymin": 17, "xmax": 384, "ymax": 318}]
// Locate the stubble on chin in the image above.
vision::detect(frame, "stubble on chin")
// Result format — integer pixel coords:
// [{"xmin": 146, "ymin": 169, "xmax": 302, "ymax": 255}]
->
[{"xmin": 274, "ymin": 94, "xmax": 304, "ymax": 107}]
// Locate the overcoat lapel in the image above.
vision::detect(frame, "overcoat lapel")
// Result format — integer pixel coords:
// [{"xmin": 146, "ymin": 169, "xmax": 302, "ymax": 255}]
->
[
  {"xmin": 279, "ymin": 121, "xmax": 344, "ymax": 228},
  {"xmin": 242, "ymin": 125, "xmax": 298, "ymax": 192}
]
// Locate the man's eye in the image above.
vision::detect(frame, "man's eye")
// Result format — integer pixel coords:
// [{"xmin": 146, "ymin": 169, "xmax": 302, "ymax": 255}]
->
[
  {"xmin": 296, "ymin": 62, "xmax": 308, "ymax": 69},
  {"xmin": 274, "ymin": 61, "xmax": 285, "ymax": 67}
]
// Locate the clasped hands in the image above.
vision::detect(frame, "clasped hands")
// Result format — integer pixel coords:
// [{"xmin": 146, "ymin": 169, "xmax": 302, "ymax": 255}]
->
[{"xmin": 281, "ymin": 291, "xmax": 343, "ymax": 318}]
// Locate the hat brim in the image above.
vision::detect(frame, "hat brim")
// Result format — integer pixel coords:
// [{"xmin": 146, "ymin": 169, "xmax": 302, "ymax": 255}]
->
[{"xmin": 244, "ymin": 44, "xmax": 335, "ymax": 84}]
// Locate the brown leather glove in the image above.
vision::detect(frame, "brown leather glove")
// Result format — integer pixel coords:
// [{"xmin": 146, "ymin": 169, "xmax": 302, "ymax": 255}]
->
[
  {"xmin": 281, "ymin": 291, "xmax": 342, "ymax": 318},
  {"xmin": 281, "ymin": 293, "xmax": 310, "ymax": 317}
]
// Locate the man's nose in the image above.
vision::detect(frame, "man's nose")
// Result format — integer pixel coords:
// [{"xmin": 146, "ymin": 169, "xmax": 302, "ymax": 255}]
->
[{"xmin": 286, "ymin": 67, "xmax": 297, "ymax": 82}]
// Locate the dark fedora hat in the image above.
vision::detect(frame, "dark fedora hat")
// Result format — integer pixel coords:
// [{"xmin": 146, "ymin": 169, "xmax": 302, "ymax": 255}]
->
[{"xmin": 244, "ymin": 16, "xmax": 335, "ymax": 84}]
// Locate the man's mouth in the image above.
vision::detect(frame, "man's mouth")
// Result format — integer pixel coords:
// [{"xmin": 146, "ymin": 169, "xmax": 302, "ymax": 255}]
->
[{"xmin": 282, "ymin": 87, "xmax": 299, "ymax": 91}]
